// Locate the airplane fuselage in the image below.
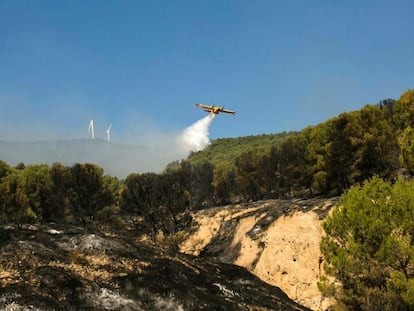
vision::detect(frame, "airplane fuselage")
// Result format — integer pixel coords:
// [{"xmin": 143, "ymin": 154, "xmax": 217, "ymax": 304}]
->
[{"xmin": 196, "ymin": 103, "xmax": 236, "ymax": 115}]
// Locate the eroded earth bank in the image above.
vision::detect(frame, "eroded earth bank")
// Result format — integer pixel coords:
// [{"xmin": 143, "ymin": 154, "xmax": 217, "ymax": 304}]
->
[{"xmin": 180, "ymin": 198, "xmax": 338, "ymax": 311}]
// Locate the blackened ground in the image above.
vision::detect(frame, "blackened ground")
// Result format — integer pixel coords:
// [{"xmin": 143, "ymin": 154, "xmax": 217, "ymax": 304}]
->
[{"xmin": 0, "ymin": 224, "xmax": 310, "ymax": 311}]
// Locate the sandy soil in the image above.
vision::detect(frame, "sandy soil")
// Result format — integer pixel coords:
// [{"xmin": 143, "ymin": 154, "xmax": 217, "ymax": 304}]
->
[
  {"xmin": 252, "ymin": 211, "xmax": 333, "ymax": 310},
  {"xmin": 231, "ymin": 216, "xmax": 261, "ymax": 270},
  {"xmin": 180, "ymin": 209, "xmax": 230, "ymax": 255},
  {"xmin": 180, "ymin": 199, "xmax": 337, "ymax": 311}
]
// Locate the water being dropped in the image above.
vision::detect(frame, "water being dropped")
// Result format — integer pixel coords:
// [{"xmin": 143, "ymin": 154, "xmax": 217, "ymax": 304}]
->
[{"xmin": 179, "ymin": 114, "xmax": 215, "ymax": 152}]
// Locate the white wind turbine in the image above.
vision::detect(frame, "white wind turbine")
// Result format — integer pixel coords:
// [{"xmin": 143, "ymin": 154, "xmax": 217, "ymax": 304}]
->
[
  {"xmin": 88, "ymin": 120, "xmax": 95, "ymax": 140},
  {"xmin": 106, "ymin": 124, "xmax": 112, "ymax": 143}
]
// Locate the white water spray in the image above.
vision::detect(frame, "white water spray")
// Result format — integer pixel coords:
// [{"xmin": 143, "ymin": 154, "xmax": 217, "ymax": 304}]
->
[{"xmin": 179, "ymin": 114, "xmax": 216, "ymax": 152}]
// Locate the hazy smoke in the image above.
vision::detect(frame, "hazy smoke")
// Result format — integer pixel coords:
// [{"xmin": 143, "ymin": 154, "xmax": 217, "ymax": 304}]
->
[
  {"xmin": 142, "ymin": 114, "xmax": 216, "ymax": 173},
  {"xmin": 0, "ymin": 114, "xmax": 216, "ymax": 178}
]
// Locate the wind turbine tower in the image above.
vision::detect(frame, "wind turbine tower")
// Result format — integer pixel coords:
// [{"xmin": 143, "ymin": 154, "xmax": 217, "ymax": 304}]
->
[
  {"xmin": 88, "ymin": 120, "xmax": 95, "ymax": 140},
  {"xmin": 106, "ymin": 124, "xmax": 112, "ymax": 143}
]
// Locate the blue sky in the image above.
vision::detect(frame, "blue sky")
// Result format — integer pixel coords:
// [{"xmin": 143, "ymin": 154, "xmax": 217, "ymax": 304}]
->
[{"xmin": 1, "ymin": 0, "xmax": 413, "ymax": 143}]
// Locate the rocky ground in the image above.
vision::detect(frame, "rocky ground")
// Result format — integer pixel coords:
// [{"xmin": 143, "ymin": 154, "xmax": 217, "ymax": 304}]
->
[
  {"xmin": 180, "ymin": 197, "xmax": 339, "ymax": 311},
  {"xmin": 0, "ymin": 222, "xmax": 310, "ymax": 310}
]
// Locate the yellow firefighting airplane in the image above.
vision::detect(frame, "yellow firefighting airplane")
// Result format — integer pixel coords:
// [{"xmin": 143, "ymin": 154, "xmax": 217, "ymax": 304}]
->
[{"xmin": 195, "ymin": 103, "xmax": 236, "ymax": 115}]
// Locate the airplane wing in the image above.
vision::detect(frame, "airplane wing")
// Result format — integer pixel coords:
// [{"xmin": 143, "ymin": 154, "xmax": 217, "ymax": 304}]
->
[
  {"xmin": 220, "ymin": 108, "xmax": 236, "ymax": 115},
  {"xmin": 195, "ymin": 103, "xmax": 213, "ymax": 110}
]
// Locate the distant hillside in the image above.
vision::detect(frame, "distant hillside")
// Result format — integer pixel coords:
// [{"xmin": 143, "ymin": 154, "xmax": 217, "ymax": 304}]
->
[
  {"xmin": 188, "ymin": 132, "xmax": 293, "ymax": 166},
  {"xmin": 0, "ymin": 139, "xmax": 181, "ymax": 178}
]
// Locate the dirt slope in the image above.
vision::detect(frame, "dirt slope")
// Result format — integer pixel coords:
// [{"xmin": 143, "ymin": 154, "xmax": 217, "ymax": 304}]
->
[{"xmin": 180, "ymin": 198, "xmax": 338, "ymax": 311}]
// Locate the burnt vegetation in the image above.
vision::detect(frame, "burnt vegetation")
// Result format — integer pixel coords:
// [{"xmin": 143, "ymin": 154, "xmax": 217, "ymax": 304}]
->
[
  {"xmin": 1, "ymin": 89, "xmax": 414, "ymax": 309},
  {"xmin": 0, "ymin": 224, "xmax": 310, "ymax": 310}
]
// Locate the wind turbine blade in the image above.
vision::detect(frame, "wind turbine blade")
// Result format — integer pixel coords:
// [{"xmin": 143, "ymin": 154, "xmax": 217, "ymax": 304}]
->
[{"xmin": 88, "ymin": 120, "xmax": 94, "ymax": 139}]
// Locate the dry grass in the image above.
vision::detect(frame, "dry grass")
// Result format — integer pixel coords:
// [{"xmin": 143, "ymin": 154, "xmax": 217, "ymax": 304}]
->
[
  {"xmin": 48, "ymin": 253, "xmax": 150, "ymax": 284},
  {"xmin": 0, "ymin": 268, "xmax": 20, "ymax": 287}
]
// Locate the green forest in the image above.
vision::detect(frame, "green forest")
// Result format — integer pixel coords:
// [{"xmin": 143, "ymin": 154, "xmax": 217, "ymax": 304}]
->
[
  {"xmin": 1, "ymin": 89, "xmax": 413, "ymax": 226},
  {"xmin": 1, "ymin": 89, "xmax": 414, "ymax": 309},
  {"xmin": 320, "ymin": 177, "xmax": 414, "ymax": 310}
]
